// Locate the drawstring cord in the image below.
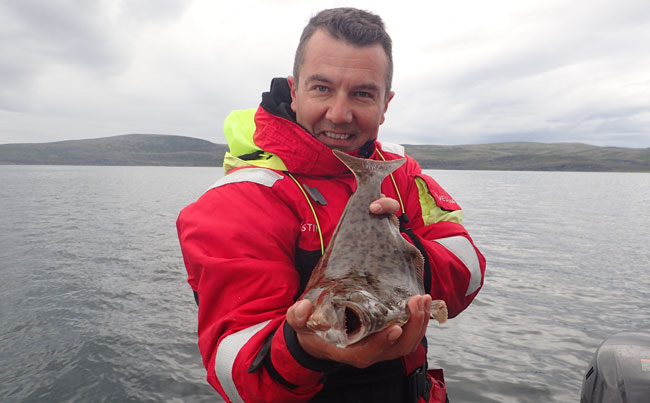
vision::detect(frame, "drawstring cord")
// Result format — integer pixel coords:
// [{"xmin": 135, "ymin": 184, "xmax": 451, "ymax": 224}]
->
[
  {"xmin": 286, "ymin": 172, "xmax": 325, "ymax": 255},
  {"xmin": 286, "ymin": 148, "xmax": 407, "ymax": 256}
]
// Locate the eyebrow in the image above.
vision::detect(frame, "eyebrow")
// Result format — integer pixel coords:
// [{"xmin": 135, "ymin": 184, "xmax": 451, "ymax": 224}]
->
[
  {"xmin": 305, "ymin": 74, "xmax": 381, "ymax": 93},
  {"xmin": 304, "ymin": 74, "xmax": 332, "ymax": 85},
  {"xmin": 353, "ymin": 83, "xmax": 380, "ymax": 93}
]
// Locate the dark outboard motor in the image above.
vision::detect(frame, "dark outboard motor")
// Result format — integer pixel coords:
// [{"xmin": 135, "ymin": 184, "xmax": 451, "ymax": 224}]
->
[{"xmin": 581, "ymin": 331, "xmax": 650, "ymax": 402}]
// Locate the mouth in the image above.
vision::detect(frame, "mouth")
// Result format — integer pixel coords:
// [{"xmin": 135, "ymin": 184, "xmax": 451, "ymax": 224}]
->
[
  {"xmin": 322, "ymin": 131, "xmax": 352, "ymax": 140},
  {"xmin": 344, "ymin": 307, "xmax": 362, "ymax": 337}
]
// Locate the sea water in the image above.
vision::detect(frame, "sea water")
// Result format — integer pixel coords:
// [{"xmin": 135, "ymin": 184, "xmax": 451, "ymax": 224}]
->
[{"xmin": 1, "ymin": 165, "xmax": 648, "ymax": 402}]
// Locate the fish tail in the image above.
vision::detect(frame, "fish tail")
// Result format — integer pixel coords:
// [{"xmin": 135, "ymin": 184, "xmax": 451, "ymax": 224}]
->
[
  {"xmin": 429, "ymin": 300, "xmax": 448, "ymax": 324},
  {"xmin": 333, "ymin": 149, "xmax": 406, "ymax": 183}
]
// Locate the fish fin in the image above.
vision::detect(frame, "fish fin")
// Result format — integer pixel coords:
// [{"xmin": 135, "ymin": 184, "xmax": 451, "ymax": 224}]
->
[
  {"xmin": 405, "ymin": 241, "xmax": 425, "ymax": 292},
  {"xmin": 389, "ymin": 214, "xmax": 400, "ymax": 230}
]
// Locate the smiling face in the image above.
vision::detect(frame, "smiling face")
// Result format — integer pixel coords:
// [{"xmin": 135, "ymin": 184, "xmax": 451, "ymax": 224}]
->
[{"xmin": 288, "ymin": 29, "xmax": 394, "ymax": 152}]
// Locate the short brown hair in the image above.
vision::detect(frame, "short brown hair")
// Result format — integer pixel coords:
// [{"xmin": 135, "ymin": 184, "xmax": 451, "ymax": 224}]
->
[{"xmin": 293, "ymin": 8, "xmax": 393, "ymax": 95}]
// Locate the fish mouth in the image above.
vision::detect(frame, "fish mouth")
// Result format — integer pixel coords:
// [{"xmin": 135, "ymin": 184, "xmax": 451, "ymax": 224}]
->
[
  {"xmin": 342, "ymin": 304, "xmax": 371, "ymax": 345},
  {"xmin": 345, "ymin": 306, "xmax": 362, "ymax": 337}
]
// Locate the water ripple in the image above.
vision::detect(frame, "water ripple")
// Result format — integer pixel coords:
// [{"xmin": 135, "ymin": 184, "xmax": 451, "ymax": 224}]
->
[{"xmin": 2, "ymin": 166, "xmax": 649, "ymax": 402}]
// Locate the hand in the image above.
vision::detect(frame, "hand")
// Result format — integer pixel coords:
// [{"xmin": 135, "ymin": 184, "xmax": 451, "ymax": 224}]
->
[
  {"xmin": 369, "ymin": 196, "xmax": 400, "ymax": 215},
  {"xmin": 286, "ymin": 294, "xmax": 432, "ymax": 368}
]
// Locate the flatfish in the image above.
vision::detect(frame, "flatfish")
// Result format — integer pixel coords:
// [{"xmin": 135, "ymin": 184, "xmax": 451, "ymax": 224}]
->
[{"xmin": 302, "ymin": 149, "xmax": 447, "ymax": 348}]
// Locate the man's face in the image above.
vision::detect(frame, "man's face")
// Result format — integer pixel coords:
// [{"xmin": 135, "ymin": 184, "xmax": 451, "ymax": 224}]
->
[{"xmin": 288, "ymin": 29, "xmax": 394, "ymax": 152}]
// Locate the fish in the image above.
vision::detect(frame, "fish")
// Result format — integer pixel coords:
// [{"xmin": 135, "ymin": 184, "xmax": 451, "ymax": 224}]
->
[{"xmin": 301, "ymin": 149, "xmax": 447, "ymax": 348}]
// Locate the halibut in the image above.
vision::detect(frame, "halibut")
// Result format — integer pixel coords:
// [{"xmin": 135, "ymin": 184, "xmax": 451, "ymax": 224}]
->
[{"xmin": 301, "ymin": 149, "xmax": 447, "ymax": 348}]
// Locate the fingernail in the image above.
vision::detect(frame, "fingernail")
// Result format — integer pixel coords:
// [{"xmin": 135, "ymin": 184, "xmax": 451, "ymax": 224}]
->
[
  {"xmin": 387, "ymin": 328, "xmax": 401, "ymax": 342},
  {"xmin": 418, "ymin": 297, "xmax": 425, "ymax": 312},
  {"xmin": 370, "ymin": 203, "xmax": 381, "ymax": 213},
  {"xmin": 424, "ymin": 297, "xmax": 432, "ymax": 314}
]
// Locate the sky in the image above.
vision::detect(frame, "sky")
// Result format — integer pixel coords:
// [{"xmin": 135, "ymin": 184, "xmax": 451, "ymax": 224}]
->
[{"xmin": 1, "ymin": 0, "xmax": 649, "ymax": 148}]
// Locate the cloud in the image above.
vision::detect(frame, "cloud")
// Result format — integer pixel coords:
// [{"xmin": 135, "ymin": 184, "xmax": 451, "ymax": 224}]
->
[
  {"xmin": 0, "ymin": 1, "xmax": 122, "ymax": 111},
  {"xmin": 382, "ymin": 0, "xmax": 650, "ymax": 147},
  {"xmin": 0, "ymin": 0, "xmax": 648, "ymax": 147}
]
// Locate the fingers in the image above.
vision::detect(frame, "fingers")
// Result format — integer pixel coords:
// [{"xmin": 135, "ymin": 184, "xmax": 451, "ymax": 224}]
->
[
  {"xmin": 369, "ymin": 197, "xmax": 400, "ymax": 215},
  {"xmin": 354, "ymin": 295, "xmax": 431, "ymax": 365},
  {"xmin": 415, "ymin": 295, "xmax": 432, "ymax": 351},
  {"xmin": 287, "ymin": 295, "xmax": 432, "ymax": 368},
  {"xmin": 288, "ymin": 300, "xmax": 336, "ymax": 361},
  {"xmin": 394, "ymin": 295, "xmax": 431, "ymax": 354},
  {"xmin": 335, "ymin": 325, "xmax": 402, "ymax": 368},
  {"xmin": 286, "ymin": 299, "xmax": 312, "ymax": 330}
]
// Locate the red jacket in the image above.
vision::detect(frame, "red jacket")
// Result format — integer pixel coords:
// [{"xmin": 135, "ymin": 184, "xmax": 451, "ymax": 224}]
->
[{"xmin": 177, "ymin": 78, "xmax": 486, "ymax": 402}]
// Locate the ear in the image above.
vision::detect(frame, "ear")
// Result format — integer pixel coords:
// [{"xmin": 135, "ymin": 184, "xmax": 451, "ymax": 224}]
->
[
  {"xmin": 380, "ymin": 90, "xmax": 395, "ymax": 125},
  {"xmin": 288, "ymin": 76, "xmax": 298, "ymax": 113}
]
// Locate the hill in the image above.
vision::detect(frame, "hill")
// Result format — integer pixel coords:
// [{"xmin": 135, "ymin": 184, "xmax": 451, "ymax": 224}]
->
[
  {"xmin": 403, "ymin": 142, "xmax": 650, "ymax": 172},
  {"xmin": 0, "ymin": 134, "xmax": 227, "ymax": 167},
  {"xmin": 1, "ymin": 134, "xmax": 648, "ymax": 172}
]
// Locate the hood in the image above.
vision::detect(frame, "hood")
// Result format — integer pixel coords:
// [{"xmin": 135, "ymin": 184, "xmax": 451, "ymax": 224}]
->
[{"xmin": 223, "ymin": 78, "xmax": 377, "ymax": 176}]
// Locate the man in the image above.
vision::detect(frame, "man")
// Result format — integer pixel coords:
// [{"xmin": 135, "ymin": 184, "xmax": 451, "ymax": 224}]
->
[{"xmin": 177, "ymin": 7, "xmax": 485, "ymax": 403}]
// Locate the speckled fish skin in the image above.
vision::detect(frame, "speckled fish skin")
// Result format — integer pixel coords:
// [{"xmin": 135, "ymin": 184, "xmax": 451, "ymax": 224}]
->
[{"xmin": 302, "ymin": 149, "xmax": 446, "ymax": 348}]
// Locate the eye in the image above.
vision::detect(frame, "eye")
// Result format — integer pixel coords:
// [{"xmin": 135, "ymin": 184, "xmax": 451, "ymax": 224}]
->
[
  {"xmin": 314, "ymin": 85, "xmax": 328, "ymax": 92},
  {"xmin": 355, "ymin": 91, "xmax": 373, "ymax": 99}
]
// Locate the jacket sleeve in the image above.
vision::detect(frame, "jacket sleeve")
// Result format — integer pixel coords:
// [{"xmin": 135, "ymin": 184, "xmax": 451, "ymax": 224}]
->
[
  {"xmin": 176, "ymin": 173, "xmax": 335, "ymax": 402},
  {"xmin": 399, "ymin": 158, "xmax": 486, "ymax": 318}
]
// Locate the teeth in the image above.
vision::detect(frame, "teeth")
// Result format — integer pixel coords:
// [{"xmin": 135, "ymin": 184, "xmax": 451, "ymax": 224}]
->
[{"xmin": 324, "ymin": 131, "xmax": 351, "ymax": 140}]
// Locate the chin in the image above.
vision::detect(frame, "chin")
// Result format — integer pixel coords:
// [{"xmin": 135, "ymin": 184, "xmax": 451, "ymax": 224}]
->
[
  {"xmin": 319, "ymin": 137, "xmax": 359, "ymax": 152},
  {"xmin": 327, "ymin": 144, "xmax": 357, "ymax": 152}
]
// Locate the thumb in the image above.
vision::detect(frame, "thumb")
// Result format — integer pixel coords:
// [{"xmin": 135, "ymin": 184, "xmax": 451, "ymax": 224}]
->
[{"xmin": 287, "ymin": 299, "xmax": 312, "ymax": 329}]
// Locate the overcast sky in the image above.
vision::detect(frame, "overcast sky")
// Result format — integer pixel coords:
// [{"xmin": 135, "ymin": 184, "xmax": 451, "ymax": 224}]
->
[{"xmin": 1, "ymin": 0, "xmax": 649, "ymax": 147}]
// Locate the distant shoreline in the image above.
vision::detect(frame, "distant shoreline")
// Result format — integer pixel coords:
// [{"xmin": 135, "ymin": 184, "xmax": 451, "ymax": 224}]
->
[{"xmin": 1, "ymin": 134, "xmax": 649, "ymax": 172}]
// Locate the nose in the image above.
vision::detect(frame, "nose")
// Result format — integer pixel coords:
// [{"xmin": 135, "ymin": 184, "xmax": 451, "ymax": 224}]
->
[{"xmin": 325, "ymin": 93, "xmax": 353, "ymax": 124}]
